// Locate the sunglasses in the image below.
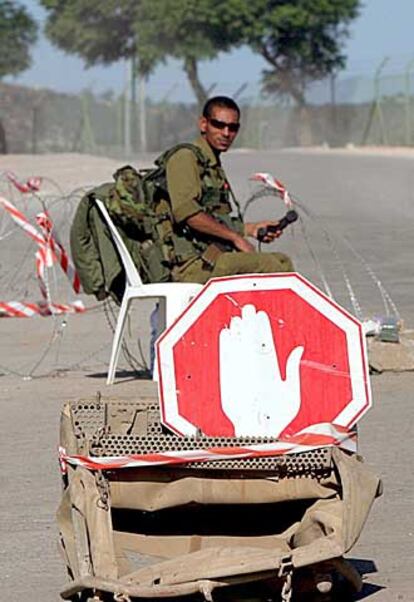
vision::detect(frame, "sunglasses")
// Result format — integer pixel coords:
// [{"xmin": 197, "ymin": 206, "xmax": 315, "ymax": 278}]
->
[{"xmin": 208, "ymin": 117, "xmax": 240, "ymax": 133}]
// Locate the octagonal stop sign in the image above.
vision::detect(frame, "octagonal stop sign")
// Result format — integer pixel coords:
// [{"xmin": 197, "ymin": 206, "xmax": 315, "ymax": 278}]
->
[{"xmin": 156, "ymin": 273, "xmax": 371, "ymax": 438}]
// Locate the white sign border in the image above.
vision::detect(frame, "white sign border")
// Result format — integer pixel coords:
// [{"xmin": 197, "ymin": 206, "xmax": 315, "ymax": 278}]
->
[{"xmin": 156, "ymin": 273, "xmax": 371, "ymax": 436}]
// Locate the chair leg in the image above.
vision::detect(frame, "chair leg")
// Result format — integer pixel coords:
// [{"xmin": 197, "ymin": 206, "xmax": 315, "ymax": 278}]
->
[
  {"xmin": 151, "ymin": 298, "xmax": 167, "ymax": 382},
  {"xmin": 107, "ymin": 295, "xmax": 132, "ymax": 385}
]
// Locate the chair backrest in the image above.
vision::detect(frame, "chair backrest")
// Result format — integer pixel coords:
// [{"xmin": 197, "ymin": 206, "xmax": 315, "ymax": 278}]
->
[{"xmin": 95, "ymin": 198, "xmax": 144, "ymax": 289}]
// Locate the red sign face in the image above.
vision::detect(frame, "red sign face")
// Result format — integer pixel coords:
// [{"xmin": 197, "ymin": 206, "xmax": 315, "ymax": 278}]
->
[{"xmin": 156, "ymin": 274, "xmax": 371, "ymax": 438}]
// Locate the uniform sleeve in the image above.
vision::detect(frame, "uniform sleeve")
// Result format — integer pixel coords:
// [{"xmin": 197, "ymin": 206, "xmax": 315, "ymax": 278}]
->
[{"xmin": 166, "ymin": 148, "xmax": 202, "ymax": 223}]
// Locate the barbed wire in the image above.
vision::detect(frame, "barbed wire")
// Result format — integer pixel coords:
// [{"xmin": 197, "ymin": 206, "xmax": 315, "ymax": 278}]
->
[
  {"xmin": 0, "ymin": 172, "xmax": 149, "ymax": 378},
  {"xmin": 0, "ymin": 170, "xmax": 402, "ymax": 379},
  {"xmin": 243, "ymin": 185, "xmax": 401, "ymax": 322}
]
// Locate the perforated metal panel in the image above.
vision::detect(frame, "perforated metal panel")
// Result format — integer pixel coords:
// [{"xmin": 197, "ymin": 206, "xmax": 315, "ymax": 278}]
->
[
  {"xmin": 68, "ymin": 399, "xmax": 333, "ymax": 475},
  {"xmin": 71, "ymin": 400, "xmax": 106, "ymax": 438}
]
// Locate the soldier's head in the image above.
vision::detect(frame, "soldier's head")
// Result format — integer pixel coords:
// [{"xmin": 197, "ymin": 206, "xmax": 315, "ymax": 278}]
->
[{"xmin": 199, "ymin": 96, "xmax": 241, "ymax": 153}]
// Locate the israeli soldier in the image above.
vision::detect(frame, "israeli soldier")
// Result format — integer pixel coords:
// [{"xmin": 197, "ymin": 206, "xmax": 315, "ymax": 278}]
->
[{"xmin": 166, "ymin": 96, "xmax": 294, "ymax": 284}]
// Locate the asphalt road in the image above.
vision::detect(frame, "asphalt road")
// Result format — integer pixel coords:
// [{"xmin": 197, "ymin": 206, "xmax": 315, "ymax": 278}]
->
[{"xmin": 0, "ymin": 148, "xmax": 413, "ymax": 601}]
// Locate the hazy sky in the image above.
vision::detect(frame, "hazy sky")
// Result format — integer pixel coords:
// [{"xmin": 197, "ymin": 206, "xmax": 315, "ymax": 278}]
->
[{"xmin": 6, "ymin": 0, "xmax": 414, "ymax": 101}]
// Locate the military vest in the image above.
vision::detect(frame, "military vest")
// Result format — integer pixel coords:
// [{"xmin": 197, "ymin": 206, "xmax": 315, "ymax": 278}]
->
[
  {"xmin": 154, "ymin": 143, "xmax": 244, "ymax": 265},
  {"xmin": 81, "ymin": 143, "xmax": 243, "ymax": 284}
]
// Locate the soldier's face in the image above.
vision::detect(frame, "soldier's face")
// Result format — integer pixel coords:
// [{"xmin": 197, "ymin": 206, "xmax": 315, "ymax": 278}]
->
[{"xmin": 199, "ymin": 107, "xmax": 240, "ymax": 153}]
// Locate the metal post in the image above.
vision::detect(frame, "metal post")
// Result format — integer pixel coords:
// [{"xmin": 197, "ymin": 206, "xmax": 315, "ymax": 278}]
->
[
  {"xmin": 31, "ymin": 105, "xmax": 39, "ymax": 154},
  {"xmin": 206, "ymin": 83, "xmax": 217, "ymax": 97},
  {"xmin": 233, "ymin": 83, "xmax": 248, "ymax": 100},
  {"xmin": 160, "ymin": 83, "xmax": 178, "ymax": 105},
  {"xmin": 404, "ymin": 58, "xmax": 414, "ymax": 146},
  {"xmin": 330, "ymin": 72, "xmax": 338, "ymax": 146},
  {"xmin": 375, "ymin": 57, "xmax": 389, "ymax": 145},
  {"xmin": 138, "ymin": 74, "xmax": 147, "ymax": 153},
  {"xmin": 123, "ymin": 60, "xmax": 132, "ymax": 157},
  {"xmin": 80, "ymin": 92, "xmax": 96, "ymax": 153},
  {"xmin": 116, "ymin": 94, "xmax": 123, "ymax": 150},
  {"xmin": 361, "ymin": 57, "xmax": 389, "ymax": 145},
  {"xmin": 131, "ymin": 54, "xmax": 137, "ymax": 152}
]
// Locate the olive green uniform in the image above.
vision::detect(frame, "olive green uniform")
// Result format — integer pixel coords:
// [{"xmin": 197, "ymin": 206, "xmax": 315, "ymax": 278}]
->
[{"xmin": 167, "ymin": 136, "xmax": 293, "ymax": 284}]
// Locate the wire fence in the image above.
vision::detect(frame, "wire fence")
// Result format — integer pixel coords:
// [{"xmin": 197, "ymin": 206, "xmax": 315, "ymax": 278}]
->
[{"xmin": 2, "ymin": 57, "xmax": 414, "ymax": 156}]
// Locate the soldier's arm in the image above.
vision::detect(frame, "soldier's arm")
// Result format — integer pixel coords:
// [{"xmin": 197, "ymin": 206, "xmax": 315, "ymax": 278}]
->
[
  {"xmin": 166, "ymin": 148, "xmax": 203, "ymax": 223},
  {"xmin": 187, "ymin": 212, "xmax": 254, "ymax": 252},
  {"xmin": 245, "ymin": 221, "xmax": 282, "ymax": 242},
  {"xmin": 167, "ymin": 149, "xmax": 254, "ymax": 252}
]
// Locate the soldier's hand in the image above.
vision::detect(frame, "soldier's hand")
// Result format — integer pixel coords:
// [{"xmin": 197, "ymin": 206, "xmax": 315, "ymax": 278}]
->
[
  {"xmin": 246, "ymin": 221, "xmax": 282, "ymax": 242},
  {"xmin": 232, "ymin": 234, "xmax": 255, "ymax": 253}
]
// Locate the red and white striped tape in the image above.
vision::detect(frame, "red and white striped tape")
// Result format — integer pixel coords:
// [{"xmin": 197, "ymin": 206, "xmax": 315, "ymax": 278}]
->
[
  {"xmin": 6, "ymin": 171, "xmax": 42, "ymax": 193},
  {"xmin": 0, "ymin": 300, "xmax": 85, "ymax": 318},
  {"xmin": 0, "ymin": 196, "xmax": 84, "ymax": 317},
  {"xmin": 59, "ymin": 423, "xmax": 357, "ymax": 472},
  {"xmin": 36, "ymin": 211, "xmax": 81, "ymax": 294},
  {"xmin": 251, "ymin": 172, "xmax": 293, "ymax": 208}
]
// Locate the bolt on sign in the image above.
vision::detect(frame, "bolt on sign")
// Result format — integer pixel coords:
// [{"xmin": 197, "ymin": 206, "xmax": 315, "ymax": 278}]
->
[{"xmin": 156, "ymin": 273, "xmax": 371, "ymax": 438}]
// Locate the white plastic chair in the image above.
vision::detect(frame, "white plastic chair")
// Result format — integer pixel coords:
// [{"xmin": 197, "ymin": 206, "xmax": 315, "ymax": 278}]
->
[{"xmin": 95, "ymin": 198, "xmax": 202, "ymax": 384}]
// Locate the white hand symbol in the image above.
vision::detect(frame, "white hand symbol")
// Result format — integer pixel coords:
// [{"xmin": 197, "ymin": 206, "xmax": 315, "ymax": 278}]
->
[{"xmin": 219, "ymin": 304, "xmax": 304, "ymax": 437}]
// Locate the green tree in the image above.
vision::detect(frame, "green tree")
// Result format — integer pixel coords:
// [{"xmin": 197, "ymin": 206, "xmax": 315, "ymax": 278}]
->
[
  {"xmin": 40, "ymin": 0, "xmax": 158, "ymax": 151},
  {"xmin": 134, "ymin": 0, "xmax": 244, "ymax": 106},
  {"xmin": 41, "ymin": 0, "xmax": 143, "ymax": 67},
  {"xmin": 0, "ymin": 1, "xmax": 37, "ymax": 152},
  {"xmin": 40, "ymin": 0, "xmax": 359, "ymax": 137},
  {"xmin": 136, "ymin": 0, "xmax": 360, "ymax": 116},
  {"xmin": 0, "ymin": 0, "xmax": 38, "ymax": 79},
  {"xmin": 40, "ymin": 0, "xmax": 243, "ymax": 107},
  {"xmin": 236, "ymin": 0, "xmax": 360, "ymax": 143}
]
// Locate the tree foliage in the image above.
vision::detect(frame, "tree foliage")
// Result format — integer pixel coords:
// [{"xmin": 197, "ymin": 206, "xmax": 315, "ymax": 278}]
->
[
  {"xmin": 40, "ymin": 0, "xmax": 140, "ymax": 66},
  {"xmin": 40, "ymin": 0, "xmax": 360, "ymax": 112},
  {"xmin": 134, "ymin": 0, "xmax": 245, "ymax": 105},
  {"xmin": 40, "ymin": 0, "xmax": 244, "ymax": 105},
  {"xmin": 0, "ymin": 0, "xmax": 38, "ymax": 79},
  {"xmin": 234, "ymin": 0, "xmax": 360, "ymax": 106},
  {"xmin": 137, "ymin": 0, "xmax": 361, "ymax": 108}
]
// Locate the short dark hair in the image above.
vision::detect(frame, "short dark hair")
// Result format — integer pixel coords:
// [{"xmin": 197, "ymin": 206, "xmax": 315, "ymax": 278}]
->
[{"xmin": 202, "ymin": 96, "xmax": 240, "ymax": 120}]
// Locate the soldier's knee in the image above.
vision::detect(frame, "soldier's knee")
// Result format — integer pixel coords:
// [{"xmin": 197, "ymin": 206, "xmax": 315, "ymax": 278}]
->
[
  {"xmin": 267, "ymin": 252, "xmax": 294, "ymax": 272},
  {"xmin": 279, "ymin": 253, "xmax": 294, "ymax": 272}
]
